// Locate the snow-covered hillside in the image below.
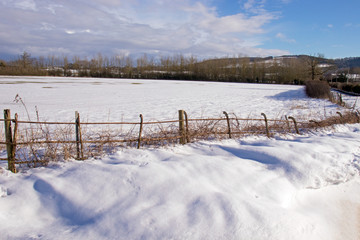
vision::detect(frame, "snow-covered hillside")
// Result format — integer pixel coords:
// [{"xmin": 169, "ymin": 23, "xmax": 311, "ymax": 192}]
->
[{"xmin": 0, "ymin": 76, "xmax": 359, "ymax": 239}]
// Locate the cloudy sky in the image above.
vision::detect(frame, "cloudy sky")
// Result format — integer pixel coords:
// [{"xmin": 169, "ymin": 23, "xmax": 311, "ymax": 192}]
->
[{"xmin": 0, "ymin": 0, "xmax": 359, "ymax": 59}]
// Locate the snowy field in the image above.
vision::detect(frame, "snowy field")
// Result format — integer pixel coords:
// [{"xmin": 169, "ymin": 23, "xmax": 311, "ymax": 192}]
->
[
  {"xmin": 0, "ymin": 76, "xmax": 353, "ymax": 122},
  {"xmin": 0, "ymin": 76, "xmax": 360, "ymax": 239}
]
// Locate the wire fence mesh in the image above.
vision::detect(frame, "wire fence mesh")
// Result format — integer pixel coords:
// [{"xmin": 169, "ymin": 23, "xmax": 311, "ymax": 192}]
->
[{"xmin": 1, "ymin": 109, "xmax": 359, "ymax": 171}]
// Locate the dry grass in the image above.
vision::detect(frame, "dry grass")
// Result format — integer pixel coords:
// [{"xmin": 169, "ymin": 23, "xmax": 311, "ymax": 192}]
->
[
  {"xmin": 1, "ymin": 109, "xmax": 359, "ymax": 169},
  {"xmin": 305, "ymin": 111, "xmax": 360, "ymax": 129},
  {"xmin": 305, "ymin": 80, "xmax": 331, "ymax": 99}
]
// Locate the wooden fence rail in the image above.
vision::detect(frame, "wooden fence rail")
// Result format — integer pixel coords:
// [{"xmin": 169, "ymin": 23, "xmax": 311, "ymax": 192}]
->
[{"xmin": 1, "ymin": 108, "xmax": 358, "ymax": 173}]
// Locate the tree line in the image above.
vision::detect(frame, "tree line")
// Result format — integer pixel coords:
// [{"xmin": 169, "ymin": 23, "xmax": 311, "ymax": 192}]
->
[{"xmin": 1, "ymin": 52, "xmax": 359, "ymax": 84}]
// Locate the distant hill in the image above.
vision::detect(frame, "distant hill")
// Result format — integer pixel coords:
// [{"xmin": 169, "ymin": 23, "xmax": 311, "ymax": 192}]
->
[
  {"xmin": 333, "ymin": 57, "xmax": 360, "ymax": 68},
  {"xmin": 1, "ymin": 53, "xmax": 359, "ymax": 83},
  {"xmin": 197, "ymin": 55, "xmax": 360, "ymax": 70}
]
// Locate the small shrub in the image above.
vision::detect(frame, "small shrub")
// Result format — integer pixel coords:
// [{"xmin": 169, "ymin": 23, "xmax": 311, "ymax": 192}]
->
[
  {"xmin": 329, "ymin": 82, "xmax": 340, "ymax": 89},
  {"xmin": 342, "ymin": 84, "xmax": 353, "ymax": 92},
  {"xmin": 305, "ymin": 80, "xmax": 331, "ymax": 99},
  {"xmin": 0, "ymin": 60, "xmax": 6, "ymax": 67},
  {"xmin": 353, "ymin": 85, "xmax": 360, "ymax": 94}
]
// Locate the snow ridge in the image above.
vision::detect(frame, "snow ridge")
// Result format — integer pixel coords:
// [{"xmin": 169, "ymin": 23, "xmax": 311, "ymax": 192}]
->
[{"xmin": 0, "ymin": 125, "xmax": 360, "ymax": 239}]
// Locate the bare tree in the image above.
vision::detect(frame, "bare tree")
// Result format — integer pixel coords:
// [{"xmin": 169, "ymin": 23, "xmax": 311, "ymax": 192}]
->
[
  {"xmin": 301, "ymin": 54, "xmax": 328, "ymax": 80},
  {"xmin": 0, "ymin": 59, "xmax": 6, "ymax": 67},
  {"xmin": 20, "ymin": 51, "xmax": 32, "ymax": 68}
]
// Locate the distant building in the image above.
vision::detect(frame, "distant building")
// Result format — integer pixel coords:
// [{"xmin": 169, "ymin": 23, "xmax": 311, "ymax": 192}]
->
[{"xmin": 347, "ymin": 74, "xmax": 360, "ymax": 82}]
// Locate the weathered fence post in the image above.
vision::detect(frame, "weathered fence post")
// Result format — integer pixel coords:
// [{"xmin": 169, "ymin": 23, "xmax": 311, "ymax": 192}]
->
[
  {"xmin": 12, "ymin": 113, "xmax": 18, "ymax": 162},
  {"xmin": 336, "ymin": 111, "xmax": 343, "ymax": 118},
  {"xmin": 309, "ymin": 120, "xmax": 320, "ymax": 127},
  {"xmin": 285, "ymin": 115, "xmax": 290, "ymax": 132},
  {"xmin": 355, "ymin": 110, "xmax": 360, "ymax": 123},
  {"xmin": 261, "ymin": 113, "xmax": 270, "ymax": 138},
  {"xmin": 338, "ymin": 93, "xmax": 343, "ymax": 106},
  {"xmin": 288, "ymin": 116, "xmax": 300, "ymax": 134},
  {"xmin": 336, "ymin": 111, "xmax": 343, "ymax": 124},
  {"xmin": 137, "ymin": 114, "xmax": 143, "ymax": 149},
  {"xmin": 184, "ymin": 111, "xmax": 190, "ymax": 143},
  {"xmin": 178, "ymin": 110, "xmax": 186, "ymax": 145},
  {"xmin": 4, "ymin": 109, "xmax": 16, "ymax": 173},
  {"xmin": 75, "ymin": 111, "xmax": 84, "ymax": 160},
  {"xmin": 223, "ymin": 111, "xmax": 232, "ymax": 139}
]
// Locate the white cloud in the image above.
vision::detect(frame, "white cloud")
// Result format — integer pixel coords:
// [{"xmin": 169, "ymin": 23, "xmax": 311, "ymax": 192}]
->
[
  {"xmin": 345, "ymin": 23, "xmax": 360, "ymax": 28},
  {"xmin": 65, "ymin": 30, "xmax": 76, "ymax": 35},
  {"xmin": 241, "ymin": 0, "xmax": 267, "ymax": 13},
  {"xmin": 40, "ymin": 22, "xmax": 55, "ymax": 31},
  {"xmin": 198, "ymin": 12, "xmax": 276, "ymax": 35},
  {"xmin": 14, "ymin": 0, "xmax": 37, "ymax": 11},
  {"xmin": 276, "ymin": 32, "xmax": 296, "ymax": 43},
  {"xmin": 280, "ymin": 0, "xmax": 292, "ymax": 3},
  {"xmin": 327, "ymin": 24, "xmax": 333, "ymax": 28},
  {"xmin": 46, "ymin": 4, "xmax": 63, "ymax": 15},
  {"xmin": 0, "ymin": 0, "xmax": 288, "ymax": 58}
]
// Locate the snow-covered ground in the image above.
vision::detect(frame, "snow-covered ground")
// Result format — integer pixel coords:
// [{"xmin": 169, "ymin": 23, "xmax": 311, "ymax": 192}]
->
[
  {"xmin": 0, "ymin": 76, "xmax": 360, "ymax": 239},
  {"xmin": 0, "ymin": 76, "xmax": 351, "ymax": 122}
]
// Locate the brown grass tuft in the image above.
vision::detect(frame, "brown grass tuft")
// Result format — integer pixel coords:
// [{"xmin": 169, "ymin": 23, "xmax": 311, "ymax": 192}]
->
[{"xmin": 305, "ymin": 80, "xmax": 331, "ymax": 99}]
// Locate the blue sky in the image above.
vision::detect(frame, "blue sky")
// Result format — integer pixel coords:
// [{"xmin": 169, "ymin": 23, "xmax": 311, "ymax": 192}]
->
[{"xmin": 0, "ymin": 0, "xmax": 359, "ymax": 59}]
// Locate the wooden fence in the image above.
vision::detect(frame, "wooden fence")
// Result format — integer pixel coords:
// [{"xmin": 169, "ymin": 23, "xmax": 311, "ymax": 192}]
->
[{"xmin": 1, "ymin": 108, "xmax": 359, "ymax": 173}]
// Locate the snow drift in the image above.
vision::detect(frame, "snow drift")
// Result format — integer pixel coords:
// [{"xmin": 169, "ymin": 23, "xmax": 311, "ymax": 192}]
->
[{"xmin": 0, "ymin": 77, "xmax": 360, "ymax": 239}]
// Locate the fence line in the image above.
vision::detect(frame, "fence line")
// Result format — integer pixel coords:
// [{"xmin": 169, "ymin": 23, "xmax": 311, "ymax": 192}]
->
[
  {"xmin": 0, "ymin": 117, "xmax": 295, "ymax": 125},
  {"xmin": 1, "ymin": 108, "xmax": 359, "ymax": 173}
]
